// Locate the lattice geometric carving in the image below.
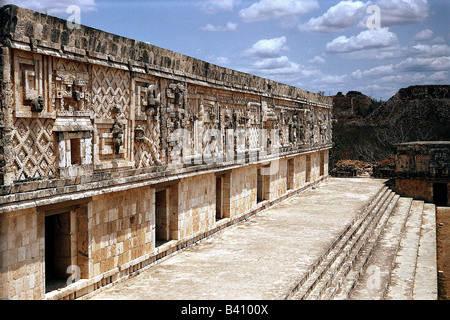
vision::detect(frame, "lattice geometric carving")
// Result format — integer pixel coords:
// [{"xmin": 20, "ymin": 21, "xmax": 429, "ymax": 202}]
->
[
  {"xmin": 246, "ymin": 102, "xmax": 261, "ymax": 151},
  {"xmin": 248, "ymin": 127, "xmax": 260, "ymax": 150},
  {"xmin": 91, "ymin": 66, "xmax": 131, "ymax": 119},
  {"xmin": 12, "ymin": 118, "xmax": 56, "ymax": 181},
  {"xmin": 53, "ymin": 58, "xmax": 88, "ymax": 73}
]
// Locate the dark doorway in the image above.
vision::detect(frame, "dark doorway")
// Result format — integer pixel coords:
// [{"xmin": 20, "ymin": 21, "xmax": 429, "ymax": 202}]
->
[
  {"xmin": 43, "ymin": 202, "xmax": 89, "ymax": 294},
  {"xmin": 306, "ymin": 155, "xmax": 311, "ymax": 183},
  {"xmin": 70, "ymin": 138, "xmax": 81, "ymax": 165},
  {"xmin": 257, "ymin": 168, "xmax": 264, "ymax": 203},
  {"xmin": 434, "ymin": 183, "xmax": 448, "ymax": 206},
  {"xmin": 257, "ymin": 165, "xmax": 270, "ymax": 203},
  {"xmin": 287, "ymin": 158, "xmax": 294, "ymax": 190},
  {"xmin": 155, "ymin": 189, "xmax": 169, "ymax": 246},
  {"xmin": 45, "ymin": 212, "xmax": 71, "ymax": 293},
  {"xmin": 215, "ymin": 173, "xmax": 230, "ymax": 220},
  {"xmin": 216, "ymin": 177, "xmax": 223, "ymax": 220},
  {"xmin": 320, "ymin": 151, "xmax": 325, "ymax": 176}
]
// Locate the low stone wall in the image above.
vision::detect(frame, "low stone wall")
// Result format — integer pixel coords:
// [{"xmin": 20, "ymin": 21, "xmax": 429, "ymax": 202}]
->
[{"xmin": 394, "ymin": 141, "xmax": 449, "ymax": 206}]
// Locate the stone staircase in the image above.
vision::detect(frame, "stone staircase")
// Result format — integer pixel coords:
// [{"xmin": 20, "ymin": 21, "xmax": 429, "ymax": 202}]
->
[{"xmin": 289, "ymin": 185, "xmax": 437, "ymax": 300}]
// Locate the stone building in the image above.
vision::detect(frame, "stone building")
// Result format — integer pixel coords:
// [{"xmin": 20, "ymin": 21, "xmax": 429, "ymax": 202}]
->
[
  {"xmin": 395, "ymin": 141, "xmax": 449, "ymax": 206},
  {"xmin": 0, "ymin": 5, "xmax": 332, "ymax": 300}
]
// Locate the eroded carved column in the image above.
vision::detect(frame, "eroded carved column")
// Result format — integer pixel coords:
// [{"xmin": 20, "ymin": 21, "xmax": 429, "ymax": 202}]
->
[{"xmin": 0, "ymin": 46, "xmax": 14, "ymax": 185}]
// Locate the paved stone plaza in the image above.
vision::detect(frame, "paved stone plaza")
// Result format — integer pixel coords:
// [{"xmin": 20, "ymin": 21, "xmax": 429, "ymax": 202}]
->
[{"xmin": 87, "ymin": 178, "xmax": 386, "ymax": 300}]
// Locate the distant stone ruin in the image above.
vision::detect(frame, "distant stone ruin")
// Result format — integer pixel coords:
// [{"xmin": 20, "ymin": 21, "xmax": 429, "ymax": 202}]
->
[{"xmin": 394, "ymin": 141, "xmax": 449, "ymax": 206}]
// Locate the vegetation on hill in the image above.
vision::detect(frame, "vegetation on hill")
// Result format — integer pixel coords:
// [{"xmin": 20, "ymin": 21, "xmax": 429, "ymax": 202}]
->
[{"xmin": 330, "ymin": 85, "xmax": 450, "ymax": 169}]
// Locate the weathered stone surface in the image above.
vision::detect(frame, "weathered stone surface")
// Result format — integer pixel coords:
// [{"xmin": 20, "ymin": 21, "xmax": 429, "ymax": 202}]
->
[
  {"xmin": 0, "ymin": 4, "xmax": 332, "ymax": 195},
  {"xmin": 87, "ymin": 178, "xmax": 385, "ymax": 300},
  {"xmin": 394, "ymin": 141, "xmax": 449, "ymax": 206},
  {"xmin": 0, "ymin": 5, "xmax": 332, "ymax": 300}
]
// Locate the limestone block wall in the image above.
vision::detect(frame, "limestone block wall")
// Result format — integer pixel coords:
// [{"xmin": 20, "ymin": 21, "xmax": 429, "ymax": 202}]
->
[
  {"xmin": 395, "ymin": 142, "xmax": 449, "ymax": 179},
  {"xmin": 395, "ymin": 179, "xmax": 450, "ymax": 206},
  {"xmin": 0, "ymin": 149, "xmax": 330, "ymax": 300},
  {"xmin": 294, "ymin": 155, "xmax": 307, "ymax": 189},
  {"xmin": 395, "ymin": 179, "xmax": 432, "ymax": 203},
  {"xmin": 323, "ymin": 150, "xmax": 329, "ymax": 177},
  {"xmin": 394, "ymin": 142, "xmax": 449, "ymax": 206},
  {"xmin": 270, "ymin": 159, "xmax": 288, "ymax": 200},
  {"xmin": 230, "ymin": 166, "xmax": 257, "ymax": 218},
  {"xmin": 311, "ymin": 151, "xmax": 321, "ymax": 182},
  {"xmin": 90, "ymin": 187, "xmax": 154, "ymax": 277},
  {"xmin": 178, "ymin": 174, "xmax": 216, "ymax": 239},
  {"xmin": 0, "ymin": 208, "xmax": 44, "ymax": 300}
]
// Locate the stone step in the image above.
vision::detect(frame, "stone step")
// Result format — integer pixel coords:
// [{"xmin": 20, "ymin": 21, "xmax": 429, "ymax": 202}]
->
[
  {"xmin": 347, "ymin": 197, "xmax": 414, "ymax": 300},
  {"xmin": 328, "ymin": 193, "xmax": 400, "ymax": 300},
  {"xmin": 384, "ymin": 200, "xmax": 425, "ymax": 300},
  {"xmin": 305, "ymin": 190, "xmax": 397, "ymax": 300},
  {"xmin": 412, "ymin": 203, "xmax": 438, "ymax": 300},
  {"xmin": 290, "ymin": 186, "xmax": 390, "ymax": 300}
]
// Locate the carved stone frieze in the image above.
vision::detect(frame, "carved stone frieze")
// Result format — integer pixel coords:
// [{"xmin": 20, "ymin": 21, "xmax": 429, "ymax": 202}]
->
[{"xmin": 2, "ymin": 32, "xmax": 332, "ymax": 184}]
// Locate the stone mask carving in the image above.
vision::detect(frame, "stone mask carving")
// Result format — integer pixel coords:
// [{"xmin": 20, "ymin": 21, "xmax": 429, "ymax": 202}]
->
[
  {"xmin": 73, "ymin": 89, "xmax": 83, "ymax": 102},
  {"xmin": 146, "ymin": 84, "xmax": 160, "ymax": 118},
  {"xmin": 147, "ymin": 85, "xmax": 160, "ymax": 107},
  {"xmin": 31, "ymin": 95, "xmax": 44, "ymax": 112}
]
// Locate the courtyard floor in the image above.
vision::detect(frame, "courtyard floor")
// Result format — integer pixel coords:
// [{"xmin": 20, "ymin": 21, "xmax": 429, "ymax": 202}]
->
[{"xmin": 87, "ymin": 178, "xmax": 386, "ymax": 300}]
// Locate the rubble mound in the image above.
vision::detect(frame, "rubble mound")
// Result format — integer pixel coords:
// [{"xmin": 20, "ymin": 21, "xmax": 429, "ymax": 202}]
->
[
  {"xmin": 373, "ymin": 158, "xmax": 395, "ymax": 178},
  {"xmin": 332, "ymin": 91, "xmax": 375, "ymax": 123},
  {"xmin": 330, "ymin": 160, "xmax": 373, "ymax": 177}
]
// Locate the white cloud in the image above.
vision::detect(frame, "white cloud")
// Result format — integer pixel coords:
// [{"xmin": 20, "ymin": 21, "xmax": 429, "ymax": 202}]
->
[
  {"xmin": 308, "ymin": 55, "xmax": 326, "ymax": 64},
  {"xmin": 374, "ymin": 70, "xmax": 448, "ymax": 91},
  {"xmin": 239, "ymin": 0, "xmax": 319, "ymax": 23},
  {"xmin": 313, "ymin": 74, "xmax": 348, "ymax": 84},
  {"xmin": 431, "ymin": 37, "xmax": 446, "ymax": 44},
  {"xmin": 298, "ymin": 0, "xmax": 430, "ymax": 32},
  {"xmin": 201, "ymin": 22, "xmax": 238, "ymax": 32},
  {"xmin": 299, "ymin": 1, "xmax": 366, "ymax": 33},
  {"xmin": 379, "ymin": 72, "xmax": 427, "ymax": 83},
  {"xmin": 374, "ymin": 0, "xmax": 429, "ymax": 26},
  {"xmin": 428, "ymin": 71, "xmax": 448, "ymax": 81},
  {"xmin": 346, "ymin": 57, "xmax": 449, "ymax": 93},
  {"xmin": 243, "ymin": 55, "xmax": 321, "ymax": 80},
  {"xmin": 200, "ymin": 0, "xmax": 241, "ymax": 13},
  {"xmin": 214, "ymin": 56, "xmax": 231, "ymax": 65},
  {"xmin": 413, "ymin": 29, "xmax": 434, "ymax": 41},
  {"xmin": 396, "ymin": 56, "xmax": 450, "ymax": 72},
  {"xmin": 243, "ymin": 36, "xmax": 289, "ymax": 58},
  {"xmin": 337, "ymin": 44, "xmax": 408, "ymax": 60},
  {"xmin": 3, "ymin": 0, "xmax": 97, "ymax": 14},
  {"xmin": 251, "ymin": 56, "xmax": 299, "ymax": 71},
  {"xmin": 411, "ymin": 44, "xmax": 450, "ymax": 57},
  {"xmin": 350, "ymin": 64, "xmax": 394, "ymax": 79},
  {"xmin": 326, "ymin": 28, "xmax": 398, "ymax": 53}
]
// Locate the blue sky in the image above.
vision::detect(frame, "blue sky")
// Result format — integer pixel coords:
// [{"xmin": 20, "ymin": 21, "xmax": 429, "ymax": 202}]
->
[{"xmin": 3, "ymin": 0, "xmax": 449, "ymax": 100}]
